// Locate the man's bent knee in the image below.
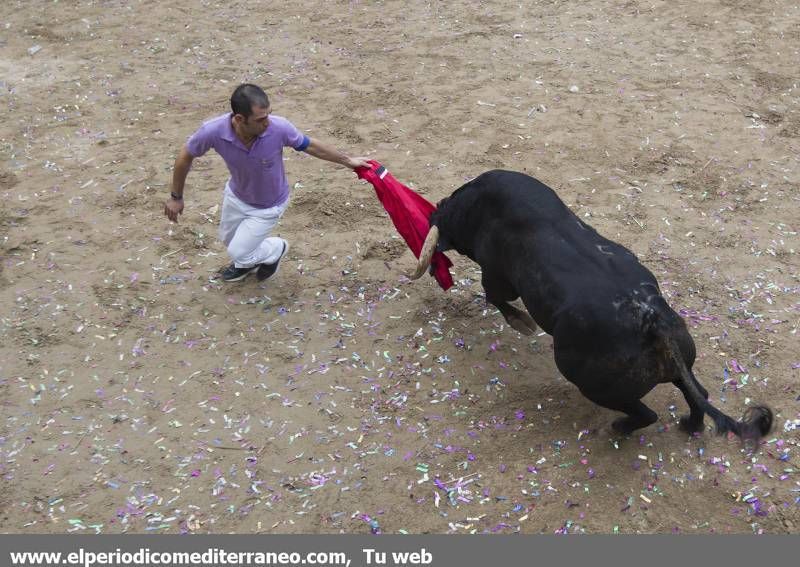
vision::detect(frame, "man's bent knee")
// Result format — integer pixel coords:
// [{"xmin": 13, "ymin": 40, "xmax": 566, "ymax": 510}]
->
[{"xmin": 227, "ymin": 241, "xmax": 259, "ymax": 267}]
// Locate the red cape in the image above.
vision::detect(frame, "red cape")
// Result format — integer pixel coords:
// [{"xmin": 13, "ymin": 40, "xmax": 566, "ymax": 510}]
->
[{"xmin": 355, "ymin": 160, "xmax": 453, "ymax": 290}]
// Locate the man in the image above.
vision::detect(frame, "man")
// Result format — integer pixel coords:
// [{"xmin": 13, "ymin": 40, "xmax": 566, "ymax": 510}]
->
[{"xmin": 164, "ymin": 84, "xmax": 369, "ymax": 282}]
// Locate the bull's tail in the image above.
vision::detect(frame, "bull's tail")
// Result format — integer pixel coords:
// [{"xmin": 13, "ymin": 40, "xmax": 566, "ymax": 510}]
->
[{"xmin": 664, "ymin": 339, "xmax": 773, "ymax": 443}]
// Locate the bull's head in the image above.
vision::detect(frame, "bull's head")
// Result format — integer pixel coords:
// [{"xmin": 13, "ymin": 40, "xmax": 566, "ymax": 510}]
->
[{"xmin": 410, "ymin": 225, "xmax": 440, "ymax": 280}]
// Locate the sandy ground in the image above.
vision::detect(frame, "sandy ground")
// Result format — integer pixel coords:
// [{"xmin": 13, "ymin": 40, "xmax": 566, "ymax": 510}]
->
[{"xmin": 1, "ymin": 0, "xmax": 798, "ymax": 534}]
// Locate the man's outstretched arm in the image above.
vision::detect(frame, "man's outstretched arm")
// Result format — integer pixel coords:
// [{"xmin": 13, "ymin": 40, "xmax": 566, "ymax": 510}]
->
[{"xmin": 303, "ymin": 138, "xmax": 369, "ymax": 170}]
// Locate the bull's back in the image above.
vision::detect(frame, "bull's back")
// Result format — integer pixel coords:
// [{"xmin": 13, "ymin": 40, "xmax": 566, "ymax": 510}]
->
[
  {"xmin": 460, "ymin": 171, "xmax": 660, "ymax": 327},
  {"xmin": 466, "ymin": 170, "xmax": 574, "ymax": 226}
]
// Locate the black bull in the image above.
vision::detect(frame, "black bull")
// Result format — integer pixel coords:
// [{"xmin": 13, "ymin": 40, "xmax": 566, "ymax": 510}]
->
[{"xmin": 412, "ymin": 170, "xmax": 772, "ymax": 442}]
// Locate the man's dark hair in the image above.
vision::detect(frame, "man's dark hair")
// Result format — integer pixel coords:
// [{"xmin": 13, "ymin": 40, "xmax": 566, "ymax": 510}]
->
[{"xmin": 231, "ymin": 84, "xmax": 270, "ymax": 117}]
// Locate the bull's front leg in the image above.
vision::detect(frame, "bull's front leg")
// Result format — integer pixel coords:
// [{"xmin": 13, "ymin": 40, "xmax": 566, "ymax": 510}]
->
[
  {"xmin": 497, "ymin": 302, "xmax": 537, "ymax": 335},
  {"xmin": 482, "ymin": 276, "xmax": 537, "ymax": 335}
]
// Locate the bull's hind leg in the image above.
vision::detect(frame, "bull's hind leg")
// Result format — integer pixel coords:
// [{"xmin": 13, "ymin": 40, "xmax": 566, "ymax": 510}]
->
[
  {"xmin": 609, "ymin": 401, "xmax": 658, "ymax": 435},
  {"xmin": 482, "ymin": 275, "xmax": 537, "ymax": 335},
  {"xmin": 583, "ymin": 394, "xmax": 658, "ymax": 435}
]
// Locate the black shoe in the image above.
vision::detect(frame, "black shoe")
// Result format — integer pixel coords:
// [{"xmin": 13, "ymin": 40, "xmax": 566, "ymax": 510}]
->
[
  {"xmin": 221, "ymin": 263, "xmax": 258, "ymax": 282},
  {"xmin": 257, "ymin": 241, "xmax": 288, "ymax": 281}
]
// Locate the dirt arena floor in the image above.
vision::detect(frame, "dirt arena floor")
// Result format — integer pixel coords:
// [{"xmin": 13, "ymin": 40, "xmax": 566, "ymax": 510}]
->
[{"xmin": 1, "ymin": 0, "xmax": 798, "ymax": 534}]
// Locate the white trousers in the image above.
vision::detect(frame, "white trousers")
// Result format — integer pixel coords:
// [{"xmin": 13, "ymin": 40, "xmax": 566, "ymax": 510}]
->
[{"xmin": 218, "ymin": 183, "xmax": 289, "ymax": 268}]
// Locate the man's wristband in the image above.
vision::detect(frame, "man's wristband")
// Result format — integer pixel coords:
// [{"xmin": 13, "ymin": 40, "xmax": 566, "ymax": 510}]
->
[{"xmin": 170, "ymin": 192, "xmax": 183, "ymax": 200}]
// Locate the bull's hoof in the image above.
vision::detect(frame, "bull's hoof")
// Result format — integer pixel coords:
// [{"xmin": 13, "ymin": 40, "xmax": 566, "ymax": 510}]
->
[
  {"xmin": 519, "ymin": 313, "xmax": 537, "ymax": 333},
  {"xmin": 506, "ymin": 314, "xmax": 537, "ymax": 336},
  {"xmin": 678, "ymin": 415, "xmax": 704, "ymax": 434},
  {"xmin": 612, "ymin": 414, "xmax": 658, "ymax": 434},
  {"xmin": 508, "ymin": 319, "xmax": 534, "ymax": 335},
  {"xmin": 611, "ymin": 417, "xmax": 637, "ymax": 435}
]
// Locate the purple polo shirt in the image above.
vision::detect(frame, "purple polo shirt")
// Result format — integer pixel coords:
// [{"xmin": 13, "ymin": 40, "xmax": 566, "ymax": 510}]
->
[{"xmin": 186, "ymin": 113, "xmax": 310, "ymax": 208}]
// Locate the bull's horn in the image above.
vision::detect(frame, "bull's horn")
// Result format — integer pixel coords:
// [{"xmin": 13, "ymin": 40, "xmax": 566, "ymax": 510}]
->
[{"xmin": 410, "ymin": 225, "xmax": 439, "ymax": 280}]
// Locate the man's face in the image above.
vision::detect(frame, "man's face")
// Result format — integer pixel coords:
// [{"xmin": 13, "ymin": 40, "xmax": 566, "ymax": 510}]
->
[{"xmin": 241, "ymin": 104, "xmax": 271, "ymax": 137}]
